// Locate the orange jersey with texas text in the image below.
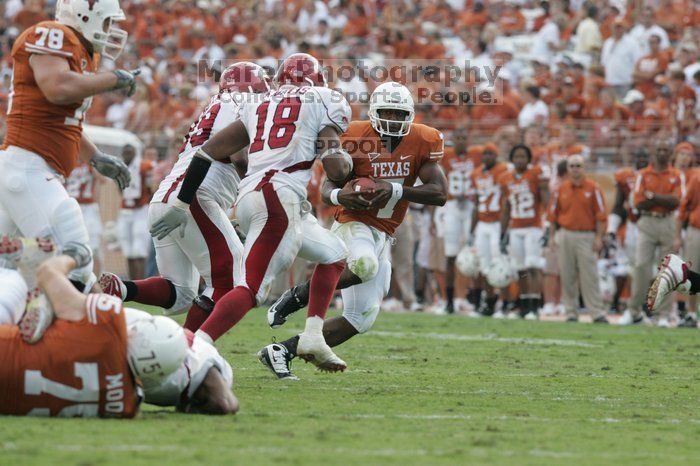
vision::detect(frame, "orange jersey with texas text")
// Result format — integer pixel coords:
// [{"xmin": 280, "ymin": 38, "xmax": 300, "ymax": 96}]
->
[
  {"xmin": 336, "ymin": 121, "xmax": 444, "ymax": 235},
  {"xmin": 500, "ymin": 165, "xmax": 549, "ymax": 228},
  {"xmin": 1, "ymin": 22, "xmax": 100, "ymax": 177},
  {"xmin": 471, "ymin": 162, "xmax": 511, "ymax": 223},
  {"xmin": 66, "ymin": 161, "xmax": 97, "ymax": 204},
  {"xmin": 0, "ymin": 294, "xmax": 140, "ymax": 418},
  {"xmin": 441, "ymin": 146, "xmax": 481, "ymax": 200}
]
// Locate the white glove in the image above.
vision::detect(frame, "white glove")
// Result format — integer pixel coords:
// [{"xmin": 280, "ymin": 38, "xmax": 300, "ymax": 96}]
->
[
  {"xmin": 90, "ymin": 151, "xmax": 131, "ymax": 190},
  {"xmin": 112, "ymin": 68, "xmax": 141, "ymax": 97},
  {"xmin": 149, "ymin": 200, "xmax": 189, "ymax": 240}
]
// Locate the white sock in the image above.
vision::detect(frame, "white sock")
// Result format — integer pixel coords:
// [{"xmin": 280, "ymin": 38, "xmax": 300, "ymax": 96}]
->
[{"xmin": 303, "ymin": 315, "xmax": 324, "ymax": 335}]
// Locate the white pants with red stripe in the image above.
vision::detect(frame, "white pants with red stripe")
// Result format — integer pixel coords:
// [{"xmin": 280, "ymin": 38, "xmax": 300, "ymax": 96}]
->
[
  {"xmin": 149, "ymin": 193, "xmax": 243, "ymax": 314},
  {"xmin": 234, "ymin": 183, "xmax": 347, "ymax": 304}
]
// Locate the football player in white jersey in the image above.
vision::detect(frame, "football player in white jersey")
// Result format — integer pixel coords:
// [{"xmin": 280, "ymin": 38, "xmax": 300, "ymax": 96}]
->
[
  {"xmin": 124, "ymin": 308, "xmax": 238, "ymax": 415},
  {"xmin": 149, "ymin": 53, "xmax": 353, "ymax": 372},
  {"xmin": 99, "ymin": 62, "xmax": 268, "ymax": 331}
]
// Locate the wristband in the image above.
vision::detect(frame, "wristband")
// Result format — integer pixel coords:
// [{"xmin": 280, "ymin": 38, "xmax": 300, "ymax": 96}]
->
[
  {"xmin": 391, "ymin": 182, "xmax": 403, "ymax": 201},
  {"xmin": 330, "ymin": 189, "xmax": 341, "ymax": 206},
  {"xmin": 607, "ymin": 213, "xmax": 622, "ymax": 234}
]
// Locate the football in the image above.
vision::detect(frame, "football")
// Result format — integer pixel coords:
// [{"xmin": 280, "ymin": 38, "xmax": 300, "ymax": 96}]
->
[{"xmin": 350, "ymin": 177, "xmax": 378, "ymax": 200}]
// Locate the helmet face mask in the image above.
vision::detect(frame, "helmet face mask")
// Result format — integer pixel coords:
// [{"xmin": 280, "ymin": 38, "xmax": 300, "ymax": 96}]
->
[
  {"xmin": 369, "ymin": 82, "xmax": 415, "ymax": 137},
  {"xmin": 56, "ymin": 0, "xmax": 128, "ymax": 60}
]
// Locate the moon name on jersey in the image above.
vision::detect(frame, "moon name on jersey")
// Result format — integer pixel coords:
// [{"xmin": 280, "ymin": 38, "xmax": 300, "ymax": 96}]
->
[{"xmin": 372, "ymin": 161, "xmax": 411, "ymax": 178}]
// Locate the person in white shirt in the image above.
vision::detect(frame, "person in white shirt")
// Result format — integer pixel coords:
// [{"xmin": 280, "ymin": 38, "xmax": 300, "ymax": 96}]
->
[
  {"xmin": 629, "ymin": 6, "xmax": 670, "ymax": 56},
  {"xmin": 530, "ymin": 16, "xmax": 566, "ymax": 63},
  {"xmin": 601, "ymin": 18, "xmax": 642, "ymax": 97},
  {"xmin": 518, "ymin": 86, "xmax": 549, "ymax": 129},
  {"xmin": 192, "ymin": 35, "xmax": 226, "ymax": 68},
  {"xmin": 574, "ymin": 5, "xmax": 602, "ymax": 54}
]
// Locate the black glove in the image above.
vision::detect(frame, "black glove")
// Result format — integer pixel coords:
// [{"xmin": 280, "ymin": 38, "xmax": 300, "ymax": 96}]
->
[
  {"xmin": 112, "ymin": 68, "xmax": 141, "ymax": 97},
  {"xmin": 540, "ymin": 229, "xmax": 550, "ymax": 248}
]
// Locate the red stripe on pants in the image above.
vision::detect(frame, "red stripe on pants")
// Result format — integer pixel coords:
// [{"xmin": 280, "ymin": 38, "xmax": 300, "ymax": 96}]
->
[
  {"xmin": 190, "ymin": 195, "xmax": 234, "ymax": 290},
  {"xmin": 244, "ymin": 183, "xmax": 289, "ymax": 298}
]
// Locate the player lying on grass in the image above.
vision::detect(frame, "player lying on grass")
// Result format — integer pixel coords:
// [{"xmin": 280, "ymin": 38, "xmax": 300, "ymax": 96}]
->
[
  {"xmin": 258, "ymin": 81, "xmax": 447, "ymax": 380},
  {"xmin": 647, "ymin": 254, "xmax": 700, "ymax": 328},
  {"xmin": 0, "ymin": 236, "xmax": 236, "ymax": 416}
]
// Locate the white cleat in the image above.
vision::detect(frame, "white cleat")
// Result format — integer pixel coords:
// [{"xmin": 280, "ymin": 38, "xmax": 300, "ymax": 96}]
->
[
  {"xmin": 656, "ymin": 317, "xmax": 671, "ymax": 328},
  {"xmin": 296, "ymin": 332, "xmax": 347, "ymax": 372},
  {"xmin": 19, "ymin": 290, "xmax": 54, "ymax": 344},
  {"xmin": 492, "ymin": 310, "xmax": 506, "ymax": 319},
  {"xmin": 98, "ymin": 272, "xmax": 127, "ymax": 300},
  {"xmin": 524, "ymin": 311, "xmax": 538, "ymax": 321},
  {"xmin": 618, "ymin": 309, "xmax": 634, "ymax": 326},
  {"xmin": 647, "ymin": 254, "xmax": 691, "ymax": 312}
]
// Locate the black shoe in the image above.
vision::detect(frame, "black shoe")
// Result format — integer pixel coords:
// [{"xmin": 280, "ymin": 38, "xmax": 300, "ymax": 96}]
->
[
  {"xmin": 257, "ymin": 343, "xmax": 299, "ymax": 380},
  {"xmin": 445, "ymin": 301, "xmax": 455, "ymax": 314},
  {"xmin": 678, "ymin": 314, "xmax": 698, "ymax": 328},
  {"xmin": 566, "ymin": 315, "xmax": 578, "ymax": 322},
  {"xmin": 593, "ymin": 315, "xmax": 609, "ymax": 324},
  {"xmin": 267, "ymin": 286, "xmax": 306, "ymax": 329}
]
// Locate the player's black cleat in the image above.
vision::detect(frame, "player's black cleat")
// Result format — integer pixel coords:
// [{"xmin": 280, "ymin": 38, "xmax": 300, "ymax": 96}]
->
[
  {"xmin": 267, "ymin": 286, "xmax": 307, "ymax": 328},
  {"xmin": 257, "ymin": 343, "xmax": 299, "ymax": 380},
  {"xmin": 677, "ymin": 314, "xmax": 698, "ymax": 328}
]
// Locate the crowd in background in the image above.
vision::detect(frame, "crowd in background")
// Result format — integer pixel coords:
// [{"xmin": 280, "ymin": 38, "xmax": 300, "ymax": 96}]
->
[{"xmin": 2, "ymin": 0, "xmax": 700, "ymax": 324}]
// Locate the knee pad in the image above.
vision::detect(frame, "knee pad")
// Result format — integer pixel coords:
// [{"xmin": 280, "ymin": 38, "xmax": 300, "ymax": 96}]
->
[
  {"xmin": 345, "ymin": 304, "xmax": 380, "ymax": 334},
  {"xmin": 348, "ymin": 254, "xmax": 379, "ymax": 282},
  {"xmin": 0, "ymin": 268, "xmax": 28, "ymax": 325},
  {"xmin": 167, "ymin": 284, "xmax": 198, "ymax": 316}
]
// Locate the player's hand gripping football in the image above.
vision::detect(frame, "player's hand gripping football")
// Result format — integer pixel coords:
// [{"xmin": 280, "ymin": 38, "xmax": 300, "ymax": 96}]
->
[
  {"xmin": 90, "ymin": 151, "xmax": 131, "ymax": 190},
  {"xmin": 112, "ymin": 68, "xmax": 141, "ymax": 97},
  {"xmin": 150, "ymin": 200, "xmax": 189, "ymax": 240},
  {"xmin": 338, "ymin": 185, "xmax": 373, "ymax": 210},
  {"xmin": 371, "ymin": 179, "xmax": 394, "ymax": 207}
]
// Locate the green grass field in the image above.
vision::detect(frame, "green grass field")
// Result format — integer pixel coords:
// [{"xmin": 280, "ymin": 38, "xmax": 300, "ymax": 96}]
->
[{"xmin": 2, "ymin": 307, "xmax": 700, "ymax": 466}]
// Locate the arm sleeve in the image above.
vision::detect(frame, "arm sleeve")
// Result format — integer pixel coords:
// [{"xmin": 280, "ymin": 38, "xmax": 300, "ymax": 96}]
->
[
  {"xmin": 632, "ymin": 173, "xmax": 645, "ymax": 207},
  {"xmin": 426, "ymin": 129, "xmax": 445, "ymax": 163},
  {"xmin": 593, "ymin": 184, "xmax": 607, "ymax": 221},
  {"xmin": 23, "ymin": 23, "xmax": 77, "ymax": 59},
  {"xmin": 315, "ymin": 88, "xmax": 351, "ymax": 134}
]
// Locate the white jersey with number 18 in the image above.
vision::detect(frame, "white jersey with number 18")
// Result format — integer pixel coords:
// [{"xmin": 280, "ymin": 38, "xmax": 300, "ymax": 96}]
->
[{"xmin": 236, "ymin": 85, "xmax": 351, "ymax": 200}]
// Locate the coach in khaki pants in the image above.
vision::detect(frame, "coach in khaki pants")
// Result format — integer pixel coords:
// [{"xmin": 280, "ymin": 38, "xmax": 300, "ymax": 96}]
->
[
  {"xmin": 625, "ymin": 143, "xmax": 683, "ymax": 325},
  {"xmin": 548, "ymin": 155, "xmax": 608, "ymax": 323}
]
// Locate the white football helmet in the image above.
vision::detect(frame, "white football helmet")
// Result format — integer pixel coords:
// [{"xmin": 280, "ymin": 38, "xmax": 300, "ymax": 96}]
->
[
  {"xmin": 456, "ymin": 246, "xmax": 480, "ymax": 278},
  {"xmin": 486, "ymin": 255, "xmax": 514, "ymax": 288},
  {"xmin": 368, "ymin": 81, "xmax": 415, "ymax": 137},
  {"xmin": 56, "ymin": 0, "xmax": 128, "ymax": 60},
  {"xmin": 127, "ymin": 314, "xmax": 188, "ymax": 384}
]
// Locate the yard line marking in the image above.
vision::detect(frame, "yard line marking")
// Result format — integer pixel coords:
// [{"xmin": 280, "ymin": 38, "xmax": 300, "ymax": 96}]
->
[{"xmin": 368, "ymin": 330, "xmax": 601, "ymax": 348}]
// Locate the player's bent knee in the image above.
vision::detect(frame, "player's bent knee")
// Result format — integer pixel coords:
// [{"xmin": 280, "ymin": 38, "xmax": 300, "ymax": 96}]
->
[
  {"xmin": 345, "ymin": 305, "xmax": 380, "ymax": 334},
  {"xmin": 167, "ymin": 285, "xmax": 198, "ymax": 315},
  {"xmin": 348, "ymin": 255, "xmax": 379, "ymax": 282}
]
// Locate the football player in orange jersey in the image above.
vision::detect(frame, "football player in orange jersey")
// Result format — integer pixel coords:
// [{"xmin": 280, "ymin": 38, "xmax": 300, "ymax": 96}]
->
[
  {"xmin": 258, "ymin": 82, "xmax": 447, "ymax": 379},
  {"xmin": 440, "ymin": 127, "xmax": 482, "ymax": 314},
  {"xmin": 0, "ymin": 237, "xmax": 188, "ymax": 418},
  {"xmin": 0, "ymin": 0, "xmax": 137, "ymax": 291},
  {"xmin": 606, "ymin": 148, "xmax": 649, "ymax": 314},
  {"xmin": 469, "ymin": 143, "xmax": 511, "ymax": 316},
  {"xmin": 118, "ymin": 144, "xmax": 155, "ymax": 280},
  {"xmin": 500, "ymin": 144, "xmax": 549, "ymax": 319},
  {"xmin": 66, "ymin": 161, "xmax": 105, "ymax": 274}
]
